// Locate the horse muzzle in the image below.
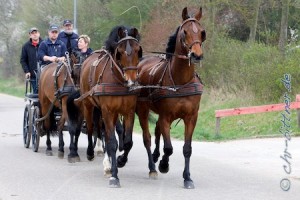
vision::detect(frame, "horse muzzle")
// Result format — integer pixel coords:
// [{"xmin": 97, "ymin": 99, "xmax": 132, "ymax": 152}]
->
[
  {"xmin": 125, "ymin": 79, "xmax": 136, "ymax": 87},
  {"xmin": 190, "ymin": 52, "xmax": 203, "ymax": 64}
]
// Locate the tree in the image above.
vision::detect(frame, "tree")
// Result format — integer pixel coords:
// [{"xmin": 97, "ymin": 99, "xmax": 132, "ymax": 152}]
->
[
  {"xmin": 0, "ymin": 0, "xmax": 21, "ymax": 77},
  {"xmin": 248, "ymin": 0, "xmax": 261, "ymax": 42},
  {"xmin": 278, "ymin": 0, "xmax": 290, "ymax": 53}
]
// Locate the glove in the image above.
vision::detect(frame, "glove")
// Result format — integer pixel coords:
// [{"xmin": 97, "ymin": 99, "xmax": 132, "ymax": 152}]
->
[{"xmin": 25, "ymin": 72, "xmax": 31, "ymax": 79}]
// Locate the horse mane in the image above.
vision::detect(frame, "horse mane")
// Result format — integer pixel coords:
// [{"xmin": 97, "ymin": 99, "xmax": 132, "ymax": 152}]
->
[
  {"xmin": 105, "ymin": 25, "xmax": 141, "ymax": 55},
  {"xmin": 165, "ymin": 26, "xmax": 180, "ymax": 59}
]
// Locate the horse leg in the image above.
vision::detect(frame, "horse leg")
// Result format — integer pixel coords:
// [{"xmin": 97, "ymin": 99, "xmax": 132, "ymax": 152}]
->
[
  {"xmin": 41, "ymin": 100, "xmax": 53, "ymax": 156},
  {"xmin": 152, "ymin": 121, "xmax": 161, "ymax": 163},
  {"xmin": 158, "ymin": 116, "xmax": 173, "ymax": 174},
  {"xmin": 136, "ymin": 104, "xmax": 157, "ymax": 178},
  {"xmin": 103, "ymin": 112, "xmax": 120, "ymax": 187},
  {"xmin": 115, "ymin": 117, "xmax": 124, "ymax": 152},
  {"xmin": 93, "ymin": 107, "xmax": 105, "ymax": 156},
  {"xmin": 67, "ymin": 91, "xmax": 83, "ymax": 163},
  {"xmin": 57, "ymin": 130, "xmax": 64, "ymax": 158},
  {"xmin": 84, "ymin": 103, "xmax": 95, "ymax": 161},
  {"xmin": 117, "ymin": 113, "xmax": 133, "ymax": 168},
  {"xmin": 57, "ymin": 97, "xmax": 69, "ymax": 158},
  {"xmin": 45, "ymin": 131, "xmax": 53, "ymax": 156},
  {"xmin": 103, "ymin": 151, "xmax": 112, "ymax": 177},
  {"xmin": 67, "ymin": 121, "xmax": 82, "ymax": 162},
  {"xmin": 182, "ymin": 114, "xmax": 197, "ymax": 189}
]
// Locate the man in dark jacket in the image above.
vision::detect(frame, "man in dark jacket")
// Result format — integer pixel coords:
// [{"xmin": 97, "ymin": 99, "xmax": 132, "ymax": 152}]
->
[
  {"xmin": 58, "ymin": 19, "xmax": 79, "ymax": 55},
  {"xmin": 38, "ymin": 25, "xmax": 67, "ymax": 66},
  {"xmin": 20, "ymin": 27, "xmax": 43, "ymax": 93}
]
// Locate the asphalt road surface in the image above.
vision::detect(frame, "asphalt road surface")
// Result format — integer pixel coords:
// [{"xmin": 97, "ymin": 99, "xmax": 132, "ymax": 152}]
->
[{"xmin": 0, "ymin": 93, "xmax": 299, "ymax": 200}]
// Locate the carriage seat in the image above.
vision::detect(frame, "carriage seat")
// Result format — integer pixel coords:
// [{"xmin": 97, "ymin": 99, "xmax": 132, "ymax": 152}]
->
[{"xmin": 25, "ymin": 93, "xmax": 38, "ymax": 99}]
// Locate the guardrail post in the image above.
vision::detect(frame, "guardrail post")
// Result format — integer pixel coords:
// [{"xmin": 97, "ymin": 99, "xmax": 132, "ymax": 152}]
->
[
  {"xmin": 215, "ymin": 117, "xmax": 221, "ymax": 137},
  {"xmin": 296, "ymin": 95, "xmax": 300, "ymax": 129}
]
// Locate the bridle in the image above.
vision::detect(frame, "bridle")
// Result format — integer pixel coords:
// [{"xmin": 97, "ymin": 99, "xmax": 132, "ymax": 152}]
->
[
  {"xmin": 178, "ymin": 18, "xmax": 205, "ymax": 63},
  {"xmin": 114, "ymin": 36, "xmax": 140, "ymax": 73}
]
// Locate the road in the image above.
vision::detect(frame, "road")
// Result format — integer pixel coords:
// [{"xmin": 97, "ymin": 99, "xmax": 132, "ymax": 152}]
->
[{"xmin": 0, "ymin": 93, "xmax": 299, "ymax": 200}]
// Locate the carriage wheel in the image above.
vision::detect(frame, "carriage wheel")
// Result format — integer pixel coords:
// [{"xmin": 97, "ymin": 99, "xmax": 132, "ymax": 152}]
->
[
  {"xmin": 32, "ymin": 106, "xmax": 41, "ymax": 152},
  {"xmin": 23, "ymin": 104, "xmax": 32, "ymax": 148}
]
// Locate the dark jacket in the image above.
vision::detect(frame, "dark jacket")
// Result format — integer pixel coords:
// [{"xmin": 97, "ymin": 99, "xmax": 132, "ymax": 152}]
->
[
  {"xmin": 58, "ymin": 31, "xmax": 79, "ymax": 54},
  {"xmin": 73, "ymin": 48, "xmax": 93, "ymax": 64},
  {"xmin": 38, "ymin": 38, "xmax": 67, "ymax": 65},
  {"xmin": 20, "ymin": 38, "xmax": 43, "ymax": 78}
]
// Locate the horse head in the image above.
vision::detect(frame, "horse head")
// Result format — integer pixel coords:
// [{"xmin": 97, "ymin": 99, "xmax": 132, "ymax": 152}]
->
[
  {"xmin": 70, "ymin": 51, "xmax": 82, "ymax": 87},
  {"xmin": 113, "ymin": 27, "xmax": 143, "ymax": 87},
  {"xmin": 178, "ymin": 7, "xmax": 206, "ymax": 64}
]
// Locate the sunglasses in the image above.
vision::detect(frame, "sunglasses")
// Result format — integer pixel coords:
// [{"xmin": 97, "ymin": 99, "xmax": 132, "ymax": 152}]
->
[{"xmin": 51, "ymin": 31, "xmax": 58, "ymax": 34}]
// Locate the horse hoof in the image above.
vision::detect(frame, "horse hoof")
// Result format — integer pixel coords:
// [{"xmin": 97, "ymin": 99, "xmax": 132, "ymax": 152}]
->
[
  {"xmin": 117, "ymin": 155, "xmax": 127, "ymax": 168},
  {"xmin": 184, "ymin": 180, "xmax": 195, "ymax": 189},
  {"xmin": 58, "ymin": 151, "xmax": 64, "ymax": 159},
  {"xmin": 87, "ymin": 154, "xmax": 94, "ymax": 161},
  {"xmin": 96, "ymin": 151, "xmax": 104, "ymax": 157},
  {"xmin": 46, "ymin": 150, "xmax": 53, "ymax": 156},
  {"xmin": 68, "ymin": 157, "xmax": 76, "ymax": 163},
  {"xmin": 109, "ymin": 177, "xmax": 121, "ymax": 188},
  {"xmin": 104, "ymin": 170, "xmax": 112, "ymax": 178},
  {"xmin": 75, "ymin": 156, "xmax": 81, "ymax": 162},
  {"xmin": 158, "ymin": 161, "xmax": 169, "ymax": 173},
  {"xmin": 149, "ymin": 171, "xmax": 158, "ymax": 179}
]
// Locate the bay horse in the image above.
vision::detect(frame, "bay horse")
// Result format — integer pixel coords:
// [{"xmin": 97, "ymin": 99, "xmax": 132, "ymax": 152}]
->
[
  {"xmin": 135, "ymin": 7, "xmax": 206, "ymax": 189},
  {"xmin": 37, "ymin": 56, "xmax": 76, "ymax": 157},
  {"xmin": 67, "ymin": 25, "xmax": 142, "ymax": 187}
]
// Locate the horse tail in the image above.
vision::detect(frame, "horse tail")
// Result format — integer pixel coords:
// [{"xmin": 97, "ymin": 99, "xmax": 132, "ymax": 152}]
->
[{"xmin": 67, "ymin": 90, "xmax": 83, "ymax": 131}]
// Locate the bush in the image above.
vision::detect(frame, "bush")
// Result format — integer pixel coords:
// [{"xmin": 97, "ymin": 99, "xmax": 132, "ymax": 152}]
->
[{"xmin": 201, "ymin": 35, "xmax": 300, "ymax": 103}]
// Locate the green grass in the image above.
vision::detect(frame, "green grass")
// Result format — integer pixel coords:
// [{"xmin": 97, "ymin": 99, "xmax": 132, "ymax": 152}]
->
[
  {"xmin": 0, "ymin": 78, "xmax": 25, "ymax": 98},
  {"xmin": 133, "ymin": 89, "xmax": 300, "ymax": 141}
]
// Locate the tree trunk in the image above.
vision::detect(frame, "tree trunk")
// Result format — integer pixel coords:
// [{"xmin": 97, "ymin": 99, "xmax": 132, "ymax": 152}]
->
[
  {"xmin": 248, "ymin": 0, "xmax": 261, "ymax": 43},
  {"xmin": 278, "ymin": 0, "xmax": 289, "ymax": 54}
]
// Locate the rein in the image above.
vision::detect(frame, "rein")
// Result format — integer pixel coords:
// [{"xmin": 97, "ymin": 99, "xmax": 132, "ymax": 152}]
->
[
  {"xmin": 76, "ymin": 36, "xmax": 141, "ymax": 102},
  {"xmin": 148, "ymin": 51, "xmax": 189, "ymax": 60},
  {"xmin": 148, "ymin": 18, "xmax": 203, "ymax": 65}
]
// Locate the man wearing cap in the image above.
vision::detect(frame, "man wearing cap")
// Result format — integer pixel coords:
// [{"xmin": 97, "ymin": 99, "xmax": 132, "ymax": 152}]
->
[
  {"xmin": 58, "ymin": 19, "xmax": 79, "ymax": 54},
  {"xmin": 38, "ymin": 25, "xmax": 67, "ymax": 66},
  {"xmin": 20, "ymin": 27, "xmax": 43, "ymax": 93}
]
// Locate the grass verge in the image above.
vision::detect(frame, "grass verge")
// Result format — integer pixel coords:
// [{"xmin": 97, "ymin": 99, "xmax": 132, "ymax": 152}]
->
[
  {"xmin": 0, "ymin": 78, "xmax": 24, "ymax": 98},
  {"xmin": 133, "ymin": 88, "xmax": 300, "ymax": 141}
]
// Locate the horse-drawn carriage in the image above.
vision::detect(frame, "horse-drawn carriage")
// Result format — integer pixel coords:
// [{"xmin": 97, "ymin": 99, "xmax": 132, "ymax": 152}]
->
[
  {"xmin": 22, "ymin": 6, "xmax": 205, "ymax": 189},
  {"xmin": 23, "ymin": 79, "xmax": 40, "ymax": 152},
  {"xmin": 22, "ymin": 59, "xmax": 72, "ymax": 154}
]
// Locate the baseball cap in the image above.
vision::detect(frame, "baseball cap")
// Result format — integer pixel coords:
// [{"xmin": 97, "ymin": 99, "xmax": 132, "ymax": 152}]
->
[
  {"xmin": 29, "ymin": 27, "xmax": 39, "ymax": 34},
  {"xmin": 49, "ymin": 25, "xmax": 59, "ymax": 32},
  {"xmin": 63, "ymin": 19, "xmax": 72, "ymax": 26}
]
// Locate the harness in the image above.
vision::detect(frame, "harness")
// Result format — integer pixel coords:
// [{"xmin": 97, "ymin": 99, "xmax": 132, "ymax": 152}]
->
[
  {"xmin": 133, "ymin": 18, "xmax": 205, "ymax": 102},
  {"xmin": 135, "ymin": 58, "xmax": 203, "ymax": 102},
  {"xmin": 36, "ymin": 61, "xmax": 76, "ymax": 123},
  {"xmin": 76, "ymin": 36, "xmax": 141, "ymax": 102}
]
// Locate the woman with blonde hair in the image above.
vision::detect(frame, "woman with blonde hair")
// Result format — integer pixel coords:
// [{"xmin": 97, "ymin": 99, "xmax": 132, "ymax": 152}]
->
[{"xmin": 75, "ymin": 34, "xmax": 93, "ymax": 60}]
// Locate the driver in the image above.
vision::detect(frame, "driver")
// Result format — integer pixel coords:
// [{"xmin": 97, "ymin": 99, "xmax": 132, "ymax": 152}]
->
[{"xmin": 38, "ymin": 25, "xmax": 67, "ymax": 67}]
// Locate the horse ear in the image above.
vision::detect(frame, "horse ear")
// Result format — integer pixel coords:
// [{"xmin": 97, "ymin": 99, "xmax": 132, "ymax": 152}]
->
[
  {"xmin": 201, "ymin": 29, "xmax": 206, "ymax": 42},
  {"xmin": 195, "ymin": 7, "xmax": 202, "ymax": 21},
  {"xmin": 118, "ymin": 27, "xmax": 126, "ymax": 39},
  {"xmin": 182, "ymin": 7, "xmax": 189, "ymax": 21},
  {"xmin": 138, "ymin": 46, "xmax": 143, "ymax": 59},
  {"xmin": 130, "ymin": 28, "xmax": 140, "ymax": 40},
  {"xmin": 116, "ymin": 49, "xmax": 121, "ymax": 61}
]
